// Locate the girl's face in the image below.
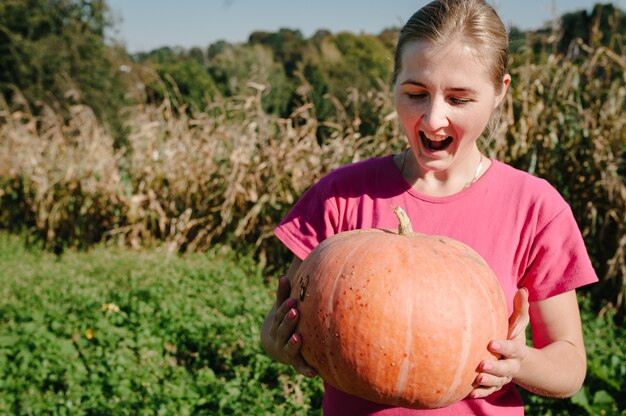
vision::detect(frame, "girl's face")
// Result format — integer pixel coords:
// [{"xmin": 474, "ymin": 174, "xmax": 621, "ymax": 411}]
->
[{"xmin": 394, "ymin": 39, "xmax": 510, "ymax": 175}]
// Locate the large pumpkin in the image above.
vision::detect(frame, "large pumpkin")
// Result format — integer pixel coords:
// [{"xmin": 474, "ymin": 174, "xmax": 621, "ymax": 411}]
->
[{"xmin": 290, "ymin": 207, "xmax": 508, "ymax": 409}]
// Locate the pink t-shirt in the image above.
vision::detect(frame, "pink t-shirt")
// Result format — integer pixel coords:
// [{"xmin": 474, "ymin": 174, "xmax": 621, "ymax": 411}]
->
[{"xmin": 274, "ymin": 155, "xmax": 598, "ymax": 415}]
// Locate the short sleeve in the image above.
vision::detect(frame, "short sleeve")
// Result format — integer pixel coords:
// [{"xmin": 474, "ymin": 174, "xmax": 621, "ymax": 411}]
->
[
  {"xmin": 519, "ymin": 206, "xmax": 599, "ymax": 301},
  {"xmin": 274, "ymin": 180, "xmax": 339, "ymax": 260}
]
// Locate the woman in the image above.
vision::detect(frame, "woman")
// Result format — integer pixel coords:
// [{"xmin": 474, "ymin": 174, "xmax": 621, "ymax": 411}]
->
[{"xmin": 261, "ymin": 0, "xmax": 598, "ymax": 414}]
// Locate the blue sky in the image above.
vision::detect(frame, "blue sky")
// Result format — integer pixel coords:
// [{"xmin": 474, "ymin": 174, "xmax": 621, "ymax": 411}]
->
[{"xmin": 106, "ymin": 0, "xmax": 620, "ymax": 53}]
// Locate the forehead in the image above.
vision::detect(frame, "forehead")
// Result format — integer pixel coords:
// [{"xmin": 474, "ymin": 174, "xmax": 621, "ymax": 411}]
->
[{"xmin": 397, "ymin": 40, "xmax": 493, "ymax": 88}]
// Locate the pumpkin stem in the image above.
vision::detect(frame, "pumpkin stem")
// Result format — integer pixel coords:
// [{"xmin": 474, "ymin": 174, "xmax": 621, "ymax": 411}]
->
[{"xmin": 393, "ymin": 206, "xmax": 413, "ymax": 236}]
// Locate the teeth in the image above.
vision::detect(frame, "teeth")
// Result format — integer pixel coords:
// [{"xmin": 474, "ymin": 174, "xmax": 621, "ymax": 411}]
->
[{"xmin": 422, "ymin": 131, "xmax": 448, "ymax": 142}]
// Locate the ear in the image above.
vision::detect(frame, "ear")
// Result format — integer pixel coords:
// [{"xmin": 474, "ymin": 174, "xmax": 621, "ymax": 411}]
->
[{"xmin": 494, "ymin": 73, "xmax": 511, "ymax": 109}]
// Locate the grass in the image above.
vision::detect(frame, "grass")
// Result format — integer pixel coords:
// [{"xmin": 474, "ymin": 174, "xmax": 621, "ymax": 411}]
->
[{"xmin": 0, "ymin": 232, "xmax": 323, "ymax": 415}]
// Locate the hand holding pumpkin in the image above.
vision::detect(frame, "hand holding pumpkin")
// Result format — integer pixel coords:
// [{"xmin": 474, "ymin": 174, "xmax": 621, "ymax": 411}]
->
[
  {"xmin": 263, "ymin": 274, "xmax": 318, "ymax": 378},
  {"xmin": 469, "ymin": 288, "xmax": 530, "ymax": 399}
]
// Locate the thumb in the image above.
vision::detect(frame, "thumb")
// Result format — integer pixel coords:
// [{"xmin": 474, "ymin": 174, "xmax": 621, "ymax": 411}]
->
[
  {"xmin": 508, "ymin": 287, "xmax": 530, "ymax": 340},
  {"xmin": 275, "ymin": 275, "xmax": 292, "ymax": 309}
]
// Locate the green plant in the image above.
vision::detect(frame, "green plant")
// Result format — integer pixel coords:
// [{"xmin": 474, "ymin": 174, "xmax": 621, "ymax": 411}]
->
[
  {"xmin": 0, "ymin": 233, "xmax": 323, "ymax": 415},
  {"xmin": 520, "ymin": 292, "xmax": 626, "ymax": 415}
]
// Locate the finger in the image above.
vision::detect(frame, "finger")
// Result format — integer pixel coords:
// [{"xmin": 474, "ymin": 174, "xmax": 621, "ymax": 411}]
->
[
  {"xmin": 488, "ymin": 339, "xmax": 527, "ymax": 361},
  {"xmin": 269, "ymin": 296, "xmax": 296, "ymax": 338},
  {"xmin": 479, "ymin": 359, "xmax": 516, "ymax": 380},
  {"xmin": 275, "ymin": 304, "xmax": 300, "ymax": 342},
  {"xmin": 275, "ymin": 275, "xmax": 292, "ymax": 309},
  {"xmin": 270, "ymin": 275, "xmax": 294, "ymax": 333},
  {"xmin": 468, "ymin": 385, "xmax": 499, "ymax": 399},
  {"xmin": 508, "ymin": 288, "xmax": 530, "ymax": 339},
  {"xmin": 284, "ymin": 333, "xmax": 318, "ymax": 378},
  {"xmin": 475, "ymin": 372, "xmax": 513, "ymax": 389}
]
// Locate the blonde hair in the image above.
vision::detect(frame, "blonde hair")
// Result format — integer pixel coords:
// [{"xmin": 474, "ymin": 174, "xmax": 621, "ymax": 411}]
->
[{"xmin": 392, "ymin": 0, "xmax": 509, "ymax": 92}]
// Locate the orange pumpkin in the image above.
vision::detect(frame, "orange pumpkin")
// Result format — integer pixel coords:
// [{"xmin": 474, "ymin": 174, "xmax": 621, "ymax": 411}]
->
[{"xmin": 290, "ymin": 206, "xmax": 508, "ymax": 409}]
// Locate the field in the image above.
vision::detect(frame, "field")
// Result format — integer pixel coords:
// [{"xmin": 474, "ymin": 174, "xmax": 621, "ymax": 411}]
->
[
  {"xmin": 2, "ymin": 38, "xmax": 624, "ymax": 311},
  {"xmin": 0, "ymin": 232, "xmax": 624, "ymax": 415},
  {"xmin": 0, "ymin": 232, "xmax": 323, "ymax": 414}
]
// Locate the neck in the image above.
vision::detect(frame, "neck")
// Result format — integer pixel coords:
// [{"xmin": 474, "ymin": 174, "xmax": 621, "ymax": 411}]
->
[
  {"xmin": 464, "ymin": 153, "xmax": 484, "ymax": 189},
  {"xmin": 397, "ymin": 149, "xmax": 487, "ymax": 196}
]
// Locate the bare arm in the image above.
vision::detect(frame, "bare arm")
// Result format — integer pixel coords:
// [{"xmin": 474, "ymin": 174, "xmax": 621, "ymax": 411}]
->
[
  {"xmin": 260, "ymin": 257, "xmax": 317, "ymax": 377},
  {"xmin": 471, "ymin": 289, "xmax": 587, "ymax": 398},
  {"xmin": 515, "ymin": 290, "xmax": 587, "ymax": 396}
]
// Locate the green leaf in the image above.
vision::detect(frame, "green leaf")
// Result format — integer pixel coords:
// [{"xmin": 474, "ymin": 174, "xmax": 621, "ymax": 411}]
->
[{"xmin": 592, "ymin": 390, "xmax": 617, "ymax": 406}]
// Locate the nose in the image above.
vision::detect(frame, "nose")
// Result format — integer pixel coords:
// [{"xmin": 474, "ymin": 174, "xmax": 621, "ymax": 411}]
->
[{"xmin": 422, "ymin": 97, "xmax": 449, "ymax": 131}]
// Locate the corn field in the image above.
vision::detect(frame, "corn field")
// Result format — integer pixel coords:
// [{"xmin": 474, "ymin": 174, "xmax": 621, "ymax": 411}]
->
[{"xmin": 0, "ymin": 41, "xmax": 624, "ymax": 313}]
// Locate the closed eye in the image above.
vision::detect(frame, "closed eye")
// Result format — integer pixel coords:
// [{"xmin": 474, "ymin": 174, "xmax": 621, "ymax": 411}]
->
[
  {"xmin": 407, "ymin": 93, "xmax": 427, "ymax": 100},
  {"xmin": 450, "ymin": 97, "xmax": 471, "ymax": 105}
]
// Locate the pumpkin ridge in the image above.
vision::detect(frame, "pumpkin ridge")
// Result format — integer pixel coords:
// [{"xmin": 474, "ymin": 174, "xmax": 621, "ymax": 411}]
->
[
  {"xmin": 420, "ymin": 242, "xmax": 472, "ymax": 407},
  {"xmin": 435, "ymin": 296, "xmax": 472, "ymax": 407},
  {"xmin": 465, "ymin": 251, "xmax": 508, "ymax": 351},
  {"xmin": 394, "ymin": 246, "xmax": 414, "ymax": 396},
  {"xmin": 464, "ymin": 252, "xmax": 507, "ymax": 341},
  {"xmin": 323, "ymin": 233, "xmax": 375, "ymax": 393}
]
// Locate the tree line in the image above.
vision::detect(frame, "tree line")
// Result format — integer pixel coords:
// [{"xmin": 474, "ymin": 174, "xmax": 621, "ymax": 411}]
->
[{"xmin": 1, "ymin": 1, "xmax": 624, "ymax": 141}]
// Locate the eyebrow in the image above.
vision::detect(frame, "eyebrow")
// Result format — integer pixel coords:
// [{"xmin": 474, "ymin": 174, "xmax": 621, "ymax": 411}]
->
[{"xmin": 400, "ymin": 80, "xmax": 478, "ymax": 95}]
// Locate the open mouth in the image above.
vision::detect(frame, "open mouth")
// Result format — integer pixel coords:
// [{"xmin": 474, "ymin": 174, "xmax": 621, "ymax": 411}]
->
[{"xmin": 420, "ymin": 131, "xmax": 453, "ymax": 151}]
